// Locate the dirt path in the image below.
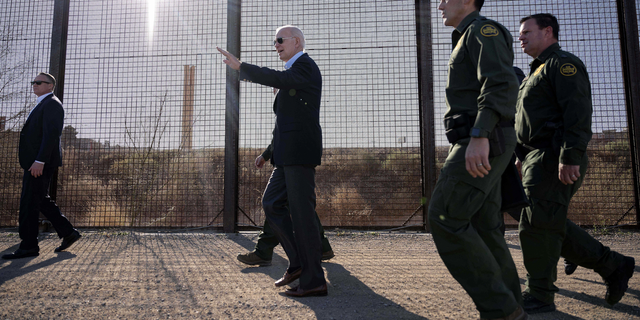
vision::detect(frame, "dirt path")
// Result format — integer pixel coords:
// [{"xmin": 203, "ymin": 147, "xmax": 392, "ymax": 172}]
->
[{"xmin": 0, "ymin": 229, "xmax": 638, "ymax": 319}]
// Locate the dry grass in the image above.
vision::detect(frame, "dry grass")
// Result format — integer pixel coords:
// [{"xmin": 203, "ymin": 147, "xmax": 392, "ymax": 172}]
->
[{"xmin": 0, "ymin": 130, "xmax": 636, "ymax": 228}]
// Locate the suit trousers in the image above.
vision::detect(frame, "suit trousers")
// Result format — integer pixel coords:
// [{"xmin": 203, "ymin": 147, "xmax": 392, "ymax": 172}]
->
[
  {"xmin": 262, "ymin": 165, "xmax": 325, "ymax": 290},
  {"xmin": 19, "ymin": 167, "xmax": 74, "ymax": 250},
  {"xmin": 428, "ymin": 141, "xmax": 521, "ymax": 319},
  {"xmin": 254, "ymin": 215, "xmax": 332, "ymax": 261}
]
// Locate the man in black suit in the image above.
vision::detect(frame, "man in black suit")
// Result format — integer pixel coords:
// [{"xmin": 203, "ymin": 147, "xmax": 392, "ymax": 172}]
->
[
  {"xmin": 2, "ymin": 73, "xmax": 81, "ymax": 260},
  {"xmin": 217, "ymin": 25, "xmax": 327, "ymax": 297}
]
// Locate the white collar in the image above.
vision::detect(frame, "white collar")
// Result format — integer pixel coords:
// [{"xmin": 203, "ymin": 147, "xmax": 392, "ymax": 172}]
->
[
  {"xmin": 36, "ymin": 92, "xmax": 53, "ymax": 104},
  {"xmin": 284, "ymin": 51, "xmax": 305, "ymax": 69}
]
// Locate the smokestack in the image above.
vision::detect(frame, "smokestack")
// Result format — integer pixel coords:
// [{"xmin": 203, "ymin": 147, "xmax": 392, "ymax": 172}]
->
[{"xmin": 182, "ymin": 65, "xmax": 195, "ymax": 149}]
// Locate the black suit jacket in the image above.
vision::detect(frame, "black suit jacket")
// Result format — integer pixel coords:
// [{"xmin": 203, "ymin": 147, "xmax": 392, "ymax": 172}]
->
[
  {"xmin": 19, "ymin": 94, "xmax": 64, "ymax": 170},
  {"xmin": 240, "ymin": 53, "xmax": 322, "ymax": 166}
]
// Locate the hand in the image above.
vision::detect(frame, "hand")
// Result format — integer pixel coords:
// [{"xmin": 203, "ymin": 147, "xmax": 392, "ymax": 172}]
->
[
  {"xmin": 558, "ymin": 163, "xmax": 580, "ymax": 185},
  {"xmin": 29, "ymin": 162, "xmax": 44, "ymax": 178},
  {"xmin": 465, "ymin": 137, "xmax": 491, "ymax": 178},
  {"xmin": 216, "ymin": 47, "xmax": 241, "ymax": 70},
  {"xmin": 255, "ymin": 155, "xmax": 266, "ymax": 169}
]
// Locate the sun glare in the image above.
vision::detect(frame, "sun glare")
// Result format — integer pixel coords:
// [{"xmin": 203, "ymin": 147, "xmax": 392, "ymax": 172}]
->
[{"xmin": 147, "ymin": 0, "xmax": 157, "ymax": 43}]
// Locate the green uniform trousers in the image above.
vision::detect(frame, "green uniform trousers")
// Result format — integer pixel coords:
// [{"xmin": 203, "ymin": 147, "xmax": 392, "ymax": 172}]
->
[
  {"xmin": 254, "ymin": 214, "xmax": 332, "ymax": 260},
  {"xmin": 428, "ymin": 134, "xmax": 522, "ymax": 319},
  {"xmin": 519, "ymin": 150, "xmax": 624, "ymax": 304}
]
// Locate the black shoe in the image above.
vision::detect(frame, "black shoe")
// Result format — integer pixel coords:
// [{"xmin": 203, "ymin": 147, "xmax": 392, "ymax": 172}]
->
[
  {"xmin": 522, "ymin": 292, "xmax": 555, "ymax": 314},
  {"xmin": 604, "ymin": 256, "xmax": 635, "ymax": 305},
  {"xmin": 564, "ymin": 259, "xmax": 578, "ymax": 275},
  {"xmin": 2, "ymin": 248, "xmax": 40, "ymax": 260},
  {"xmin": 55, "ymin": 230, "xmax": 81, "ymax": 252}
]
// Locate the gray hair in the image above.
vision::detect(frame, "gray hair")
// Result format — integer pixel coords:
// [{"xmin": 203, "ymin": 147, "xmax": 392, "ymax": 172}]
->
[
  {"xmin": 38, "ymin": 72, "xmax": 56, "ymax": 90},
  {"xmin": 276, "ymin": 25, "xmax": 306, "ymax": 49}
]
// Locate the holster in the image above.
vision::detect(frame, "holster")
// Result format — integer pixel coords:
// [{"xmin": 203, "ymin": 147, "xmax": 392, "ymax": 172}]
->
[
  {"xmin": 444, "ymin": 114, "xmax": 472, "ymax": 144},
  {"xmin": 443, "ymin": 113, "xmax": 510, "ymax": 158}
]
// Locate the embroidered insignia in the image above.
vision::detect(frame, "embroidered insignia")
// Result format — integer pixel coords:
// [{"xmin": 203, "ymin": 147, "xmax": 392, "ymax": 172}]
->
[
  {"xmin": 560, "ymin": 63, "xmax": 577, "ymax": 76},
  {"xmin": 534, "ymin": 63, "xmax": 545, "ymax": 76},
  {"xmin": 480, "ymin": 25, "xmax": 499, "ymax": 37}
]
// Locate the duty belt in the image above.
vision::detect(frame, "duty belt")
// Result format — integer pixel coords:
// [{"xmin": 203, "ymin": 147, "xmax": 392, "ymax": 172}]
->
[{"xmin": 444, "ymin": 113, "xmax": 513, "ymax": 145}]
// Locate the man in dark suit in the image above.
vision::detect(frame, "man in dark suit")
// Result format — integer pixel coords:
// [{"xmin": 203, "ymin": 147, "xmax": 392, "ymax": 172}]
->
[
  {"xmin": 2, "ymin": 73, "xmax": 81, "ymax": 260},
  {"xmin": 217, "ymin": 25, "xmax": 327, "ymax": 297}
]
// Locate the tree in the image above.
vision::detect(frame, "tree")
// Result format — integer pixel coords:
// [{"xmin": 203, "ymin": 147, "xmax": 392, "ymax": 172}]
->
[
  {"xmin": 61, "ymin": 125, "xmax": 79, "ymax": 147},
  {"xmin": 0, "ymin": 25, "xmax": 35, "ymax": 131}
]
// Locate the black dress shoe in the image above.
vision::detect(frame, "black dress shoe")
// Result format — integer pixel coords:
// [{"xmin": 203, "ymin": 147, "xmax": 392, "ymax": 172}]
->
[
  {"xmin": 285, "ymin": 283, "xmax": 328, "ymax": 297},
  {"xmin": 2, "ymin": 248, "xmax": 40, "ymax": 260},
  {"xmin": 274, "ymin": 268, "xmax": 302, "ymax": 287},
  {"xmin": 55, "ymin": 230, "xmax": 81, "ymax": 252},
  {"xmin": 564, "ymin": 259, "xmax": 578, "ymax": 275}
]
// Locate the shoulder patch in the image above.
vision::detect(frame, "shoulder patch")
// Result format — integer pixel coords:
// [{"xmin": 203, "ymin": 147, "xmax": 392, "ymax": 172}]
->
[
  {"xmin": 560, "ymin": 63, "xmax": 577, "ymax": 76},
  {"xmin": 480, "ymin": 24, "xmax": 499, "ymax": 37}
]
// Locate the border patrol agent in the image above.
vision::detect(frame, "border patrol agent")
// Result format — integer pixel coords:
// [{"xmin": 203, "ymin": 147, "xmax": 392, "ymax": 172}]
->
[
  {"xmin": 429, "ymin": 1, "xmax": 525, "ymax": 319},
  {"xmin": 516, "ymin": 13, "xmax": 635, "ymax": 314}
]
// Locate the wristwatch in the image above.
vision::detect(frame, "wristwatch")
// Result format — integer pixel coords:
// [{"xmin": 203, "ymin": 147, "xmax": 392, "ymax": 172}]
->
[{"xmin": 470, "ymin": 127, "xmax": 490, "ymax": 138}]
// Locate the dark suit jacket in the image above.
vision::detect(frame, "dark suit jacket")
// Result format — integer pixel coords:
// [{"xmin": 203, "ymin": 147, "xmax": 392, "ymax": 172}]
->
[
  {"xmin": 19, "ymin": 94, "xmax": 64, "ymax": 170},
  {"xmin": 240, "ymin": 53, "xmax": 322, "ymax": 166}
]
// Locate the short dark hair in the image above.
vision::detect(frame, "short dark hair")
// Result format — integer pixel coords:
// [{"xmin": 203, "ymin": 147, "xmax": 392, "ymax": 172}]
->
[
  {"xmin": 521, "ymin": 13, "xmax": 559, "ymax": 41},
  {"xmin": 38, "ymin": 72, "xmax": 57, "ymax": 90},
  {"xmin": 474, "ymin": 0, "xmax": 484, "ymax": 11}
]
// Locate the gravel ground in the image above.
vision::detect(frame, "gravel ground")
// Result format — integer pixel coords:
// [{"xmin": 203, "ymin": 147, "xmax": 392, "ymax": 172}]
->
[{"xmin": 0, "ymin": 229, "xmax": 638, "ymax": 320}]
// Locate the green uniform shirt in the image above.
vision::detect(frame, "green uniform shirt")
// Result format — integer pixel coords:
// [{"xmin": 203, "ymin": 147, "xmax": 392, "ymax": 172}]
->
[
  {"xmin": 445, "ymin": 11, "xmax": 519, "ymax": 137},
  {"xmin": 516, "ymin": 42, "xmax": 593, "ymax": 165}
]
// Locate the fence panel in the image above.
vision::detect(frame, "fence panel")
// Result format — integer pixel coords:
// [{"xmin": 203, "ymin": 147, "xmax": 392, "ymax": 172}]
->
[
  {"xmin": 0, "ymin": 0, "xmax": 54, "ymax": 226},
  {"xmin": 58, "ymin": 0, "xmax": 228, "ymax": 227},
  {"xmin": 237, "ymin": 0, "xmax": 423, "ymax": 229},
  {"xmin": 0, "ymin": 1, "xmax": 637, "ymax": 229}
]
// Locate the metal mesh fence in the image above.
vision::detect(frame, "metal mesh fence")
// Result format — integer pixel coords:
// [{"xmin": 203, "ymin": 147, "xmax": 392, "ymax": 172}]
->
[
  {"xmin": 0, "ymin": 0, "xmax": 54, "ymax": 227},
  {"xmin": 0, "ymin": 0, "xmax": 638, "ymax": 229},
  {"xmin": 237, "ymin": 0, "xmax": 422, "ymax": 229},
  {"xmin": 62, "ymin": 0, "xmax": 228, "ymax": 227},
  {"xmin": 1, "ymin": 0, "xmax": 229, "ymax": 227}
]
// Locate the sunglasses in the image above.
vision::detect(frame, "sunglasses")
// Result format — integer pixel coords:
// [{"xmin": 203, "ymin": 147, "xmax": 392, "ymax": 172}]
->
[
  {"xmin": 31, "ymin": 81, "xmax": 51, "ymax": 85},
  {"xmin": 273, "ymin": 37, "xmax": 294, "ymax": 45}
]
